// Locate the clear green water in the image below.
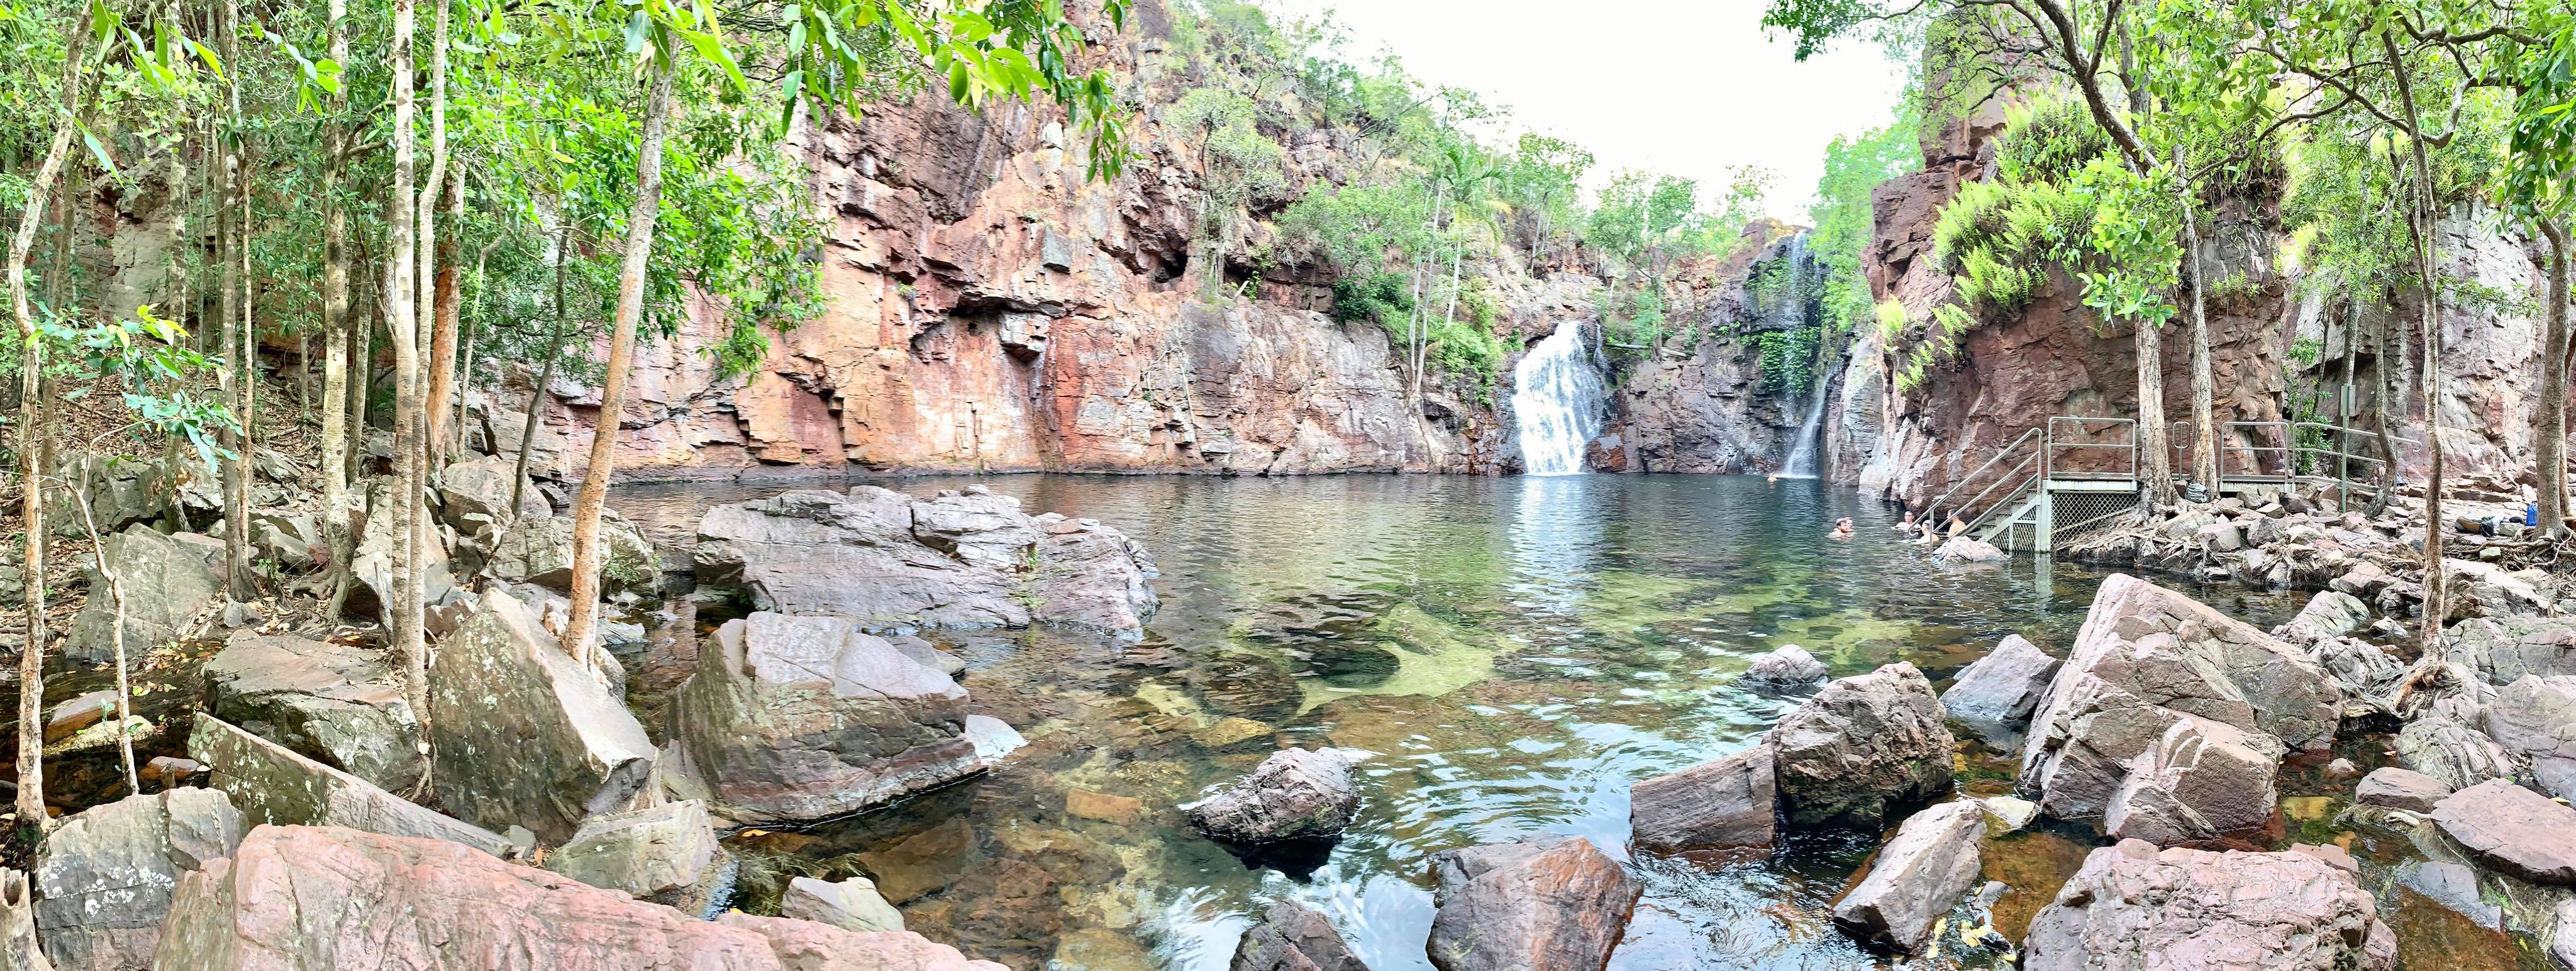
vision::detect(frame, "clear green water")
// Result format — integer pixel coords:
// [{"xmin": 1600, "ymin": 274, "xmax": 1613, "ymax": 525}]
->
[{"xmin": 608, "ymin": 473, "xmax": 2357, "ymax": 971}]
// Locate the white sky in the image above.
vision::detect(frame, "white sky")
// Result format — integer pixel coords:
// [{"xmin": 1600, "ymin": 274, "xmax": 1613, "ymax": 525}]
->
[{"xmin": 1261, "ymin": 0, "xmax": 1911, "ymax": 223}]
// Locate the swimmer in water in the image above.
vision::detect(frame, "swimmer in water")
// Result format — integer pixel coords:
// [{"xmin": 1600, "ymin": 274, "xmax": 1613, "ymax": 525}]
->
[
  {"xmin": 1894, "ymin": 510, "xmax": 1916, "ymax": 532},
  {"xmin": 1829, "ymin": 518, "xmax": 1854, "ymax": 540}
]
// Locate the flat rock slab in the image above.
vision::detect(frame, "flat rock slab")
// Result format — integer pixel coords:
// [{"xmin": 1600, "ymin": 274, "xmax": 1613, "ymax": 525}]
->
[
  {"xmin": 1426, "ymin": 837, "xmax": 1638, "ymax": 971},
  {"xmin": 2021, "ymin": 839, "xmax": 2394, "ymax": 971},
  {"xmin": 2431, "ymin": 779, "xmax": 2576, "ymax": 885},
  {"xmin": 2353, "ymin": 767, "xmax": 2450, "ymax": 813},
  {"xmin": 1628, "ymin": 745, "xmax": 1774, "ymax": 855},
  {"xmin": 1770, "ymin": 662, "xmax": 1953, "ymax": 828},
  {"xmin": 1230, "ymin": 901, "xmax": 1367, "ymax": 971},
  {"xmin": 784, "ymin": 876, "xmax": 905, "ymax": 934},
  {"xmin": 429, "ymin": 588, "xmax": 656, "ymax": 843},
  {"xmin": 154, "ymin": 824, "xmax": 1012, "ymax": 970},
  {"xmin": 204, "ymin": 630, "xmax": 423, "ymax": 793},
  {"xmin": 1830, "ymin": 800, "xmax": 1983, "ymax": 953},
  {"xmin": 190, "ymin": 713, "xmax": 511, "ymax": 858}
]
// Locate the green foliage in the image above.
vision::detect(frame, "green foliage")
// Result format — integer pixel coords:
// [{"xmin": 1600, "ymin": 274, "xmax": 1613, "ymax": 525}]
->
[
  {"xmin": 1807, "ymin": 112, "xmax": 1917, "ymax": 338},
  {"xmin": 1274, "ymin": 180, "xmax": 1433, "ymax": 271},
  {"xmin": 1329, "ymin": 270, "xmax": 1413, "ymax": 325},
  {"xmin": 1757, "ymin": 326, "xmax": 1824, "ymax": 397},
  {"xmin": 1996, "ymin": 97, "xmax": 2108, "ymax": 186}
]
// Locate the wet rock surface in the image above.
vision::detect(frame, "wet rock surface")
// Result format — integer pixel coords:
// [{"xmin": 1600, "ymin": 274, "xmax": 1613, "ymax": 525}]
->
[
  {"xmin": 1940, "ymin": 634, "xmax": 2058, "ymax": 736},
  {"xmin": 2430, "ymin": 779, "xmax": 2576, "ymax": 885},
  {"xmin": 1628, "ymin": 744, "xmax": 1775, "ymax": 855},
  {"xmin": 1230, "ymin": 901, "xmax": 1369, "ymax": 971},
  {"xmin": 1737, "ymin": 644, "xmax": 1828, "ymax": 693},
  {"xmin": 2355, "ymin": 767, "xmax": 2451, "ymax": 813},
  {"xmin": 2021, "ymin": 838, "xmax": 2395, "ymax": 971},
  {"xmin": 674, "ymin": 612, "xmax": 981, "ymax": 824},
  {"xmin": 1829, "ymin": 799, "xmax": 1983, "ymax": 953},
  {"xmin": 1425, "ymin": 837, "xmax": 1638, "ymax": 971},
  {"xmin": 1183, "ymin": 748, "xmax": 1363, "ymax": 844},
  {"xmin": 1769, "ymin": 662, "xmax": 1953, "ymax": 828},
  {"xmin": 694, "ymin": 486, "xmax": 1158, "ymax": 633}
]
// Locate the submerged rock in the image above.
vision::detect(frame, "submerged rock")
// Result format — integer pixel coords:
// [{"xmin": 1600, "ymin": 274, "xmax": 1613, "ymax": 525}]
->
[
  {"xmin": 2019, "ymin": 574, "xmax": 2341, "ymax": 825},
  {"xmin": 189, "ymin": 714, "xmax": 512, "ymax": 857},
  {"xmin": 1230, "ymin": 901, "xmax": 1368, "ymax": 971},
  {"xmin": 2431, "ymin": 779, "xmax": 2576, "ymax": 885},
  {"xmin": 1829, "ymin": 800, "xmax": 1983, "ymax": 953},
  {"xmin": 1769, "ymin": 663, "xmax": 1953, "ymax": 828},
  {"xmin": 2101, "ymin": 716, "xmax": 2285, "ymax": 848},
  {"xmin": 783, "ymin": 876, "xmax": 905, "ymax": 934},
  {"xmin": 674, "ymin": 612, "xmax": 981, "ymax": 824},
  {"xmin": 1628, "ymin": 745, "xmax": 1775, "ymax": 855},
  {"xmin": 203, "ymin": 630, "xmax": 422, "ymax": 793},
  {"xmin": 1425, "ymin": 837, "xmax": 1638, "ymax": 971},
  {"xmin": 63, "ymin": 526, "xmax": 222, "ymax": 664},
  {"xmin": 428, "ymin": 589, "xmax": 656, "ymax": 843},
  {"xmin": 1737, "ymin": 645, "xmax": 1828, "ymax": 694},
  {"xmin": 694, "ymin": 486, "xmax": 1158, "ymax": 633},
  {"xmin": 2021, "ymin": 839, "xmax": 2394, "ymax": 971},
  {"xmin": 1184, "ymin": 748, "xmax": 1362, "ymax": 844},
  {"xmin": 33, "ymin": 789, "xmax": 243, "ymax": 971},
  {"xmin": 154, "ymin": 825, "xmax": 1013, "ymax": 970},
  {"xmin": 1939, "ymin": 634, "xmax": 2058, "ymax": 735}
]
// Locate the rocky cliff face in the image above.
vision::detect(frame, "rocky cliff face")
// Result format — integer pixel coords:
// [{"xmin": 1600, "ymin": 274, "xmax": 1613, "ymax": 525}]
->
[
  {"xmin": 1611, "ymin": 226, "xmax": 1841, "ymax": 475},
  {"xmin": 487, "ymin": 3, "xmax": 1505, "ymax": 482}
]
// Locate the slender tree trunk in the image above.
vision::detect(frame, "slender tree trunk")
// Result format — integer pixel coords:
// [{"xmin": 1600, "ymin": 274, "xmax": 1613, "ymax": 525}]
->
[
  {"xmin": 425, "ymin": 176, "xmax": 462, "ymax": 466},
  {"xmin": 2338, "ymin": 296, "xmax": 2360, "ymax": 506},
  {"xmin": 385, "ymin": 0, "xmax": 425, "ymax": 728},
  {"xmin": 9, "ymin": 27, "xmax": 91, "ymax": 838},
  {"xmin": 230, "ymin": 146, "xmax": 257, "ymax": 597},
  {"xmin": 510, "ymin": 221, "xmax": 570, "ymax": 518},
  {"xmin": 2369, "ymin": 294, "xmax": 2401, "ymax": 518},
  {"xmin": 2386, "ymin": 38, "xmax": 2446, "ymax": 655},
  {"xmin": 318, "ymin": 0, "xmax": 353, "ymax": 605},
  {"xmin": 70, "ymin": 484, "xmax": 138, "ymax": 796},
  {"xmin": 561, "ymin": 64, "xmax": 675, "ymax": 663},
  {"xmin": 216, "ymin": 0, "xmax": 253, "ymax": 601},
  {"xmin": 2136, "ymin": 317, "xmax": 2175, "ymax": 508},
  {"xmin": 2539, "ymin": 221, "xmax": 2570, "ymax": 538},
  {"xmin": 2178, "ymin": 147, "xmax": 2219, "ymax": 487},
  {"xmin": 452, "ymin": 233, "xmax": 501, "ymax": 460}
]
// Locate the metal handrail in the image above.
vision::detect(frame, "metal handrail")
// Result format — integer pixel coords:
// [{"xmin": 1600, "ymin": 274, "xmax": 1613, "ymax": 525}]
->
[
  {"xmin": 1958, "ymin": 455, "xmax": 2040, "ymax": 535},
  {"xmin": 2045, "ymin": 416, "xmax": 2139, "ymax": 482},
  {"xmin": 1925, "ymin": 428, "xmax": 2041, "ymax": 523}
]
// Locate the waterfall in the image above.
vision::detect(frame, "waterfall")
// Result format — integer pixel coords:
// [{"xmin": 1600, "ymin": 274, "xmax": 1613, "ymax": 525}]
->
[
  {"xmin": 1780, "ymin": 384, "xmax": 1831, "ymax": 479},
  {"xmin": 1510, "ymin": 324, "xmax": 1607, "ymax": 476}
]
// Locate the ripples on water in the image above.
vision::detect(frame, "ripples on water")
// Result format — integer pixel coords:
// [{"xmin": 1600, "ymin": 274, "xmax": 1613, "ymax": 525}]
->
[{"xmin": 613, "ymin": 474, "xmax": 2318, "ymax": 971}]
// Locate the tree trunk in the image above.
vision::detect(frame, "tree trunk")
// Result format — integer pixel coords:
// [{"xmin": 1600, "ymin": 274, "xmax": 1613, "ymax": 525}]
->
[
  {"xmin": 2368, "ymin": 293, "xmax": 2401, "ymax": 517},
  {"xmin": 317, "ymin": 0, "xmax": 353, "ymax": 604},
  {"xmin": 216, "ymin": 0, "xmax": 254, "ymax": 601},
  {"xmin": 425, "ymin": 177, "xmax": 462, "ymax": 465},
  {"xmin": 231, "ymin": 147, "xmax": 257, "ymax": 598},
  {"xmin": 561, "ymin": 64, "xmax": 675, "ymax": 663},
  {"xmin": 70, "ymin": 483, "xmax": 139, "ymax": 796},
  {"xmin": 453, "ymin": 233, "xmax": 501, "ymax": 460},
  {"xmin": 2178, "ymin": 147, "xmax": 2219, "ymax": 487},
  {"xmin": 384, "ymin": 0, "xmax": 424, "ymax": 729},
  {"xmin": 511, "ymin": 221, "xmax": 572, "ymax": 518},
  {"xmin": 2538, "ymin": 221, "xmax": 2570, "ymax": 538},
  {"xmin": 2385, "ymin": 37, "xmax": 2446, "ymax": 656},
  {"xmin": 2136, "ymin": 317, "xmax": 2175, "ymax": 508},
  {"xmin": 9, "ymin": 9, "xmax": 91, "ymax": 835}
]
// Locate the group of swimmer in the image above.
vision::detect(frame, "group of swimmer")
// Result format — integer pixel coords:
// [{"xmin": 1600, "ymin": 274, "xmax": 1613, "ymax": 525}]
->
[{"xmin": 1769, "ymin": 471, "xmax": 1963, "ymax": 544}]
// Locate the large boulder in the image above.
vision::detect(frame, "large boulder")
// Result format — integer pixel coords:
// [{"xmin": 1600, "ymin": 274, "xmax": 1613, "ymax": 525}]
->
[
  {"xmin": 1425, "ymin": 838, "xmax": 1638, "ymax": 971},
  {"xmin": 62, "ymin": 526, "xmax": 222, "ymax": 664},
  {"xmin": 2394, "ymin": 716, "xmax": 2513, "ymax": 791},
  {"xmin": 486, "ymin": 510, "xmax": 657, "ymax": 596},
  {"xmin": 782, "ymin": 876, "xmax": 904, "ymax": 934},
  {"xmin": 693, "ymin": 486, "xmax": 1158, "ymax": 633},
  {"xmin": 203, "ymin": 631, "xmax": 422, "ymax": 793},
  {"xmin": 2020, "ymin": 839, "xmax": 2395, "ymax": 971},
  {"xmin": 33, "ymin": 789, "xmax": 243, "ymax": 971},
  {"xmin": 347, "ymin": 479, "xmax": 460, "ymax": 623},
  {"xmin": 2313, "ymin": 637, "xmax": 2408, "ymax": 707},
  {"xmin": 673, "ymin": 612, "xmax": 980, "ymax": 824},
  {"xmin": 2451, "ymin": 614, "xmax": 2576, "ymax": 684},
  {"xmin": 1769, "ymin": 663, "xmax": 1953, "ymax": 828},
  {"xmin": 153, "ymin": 825, "xmax": 1013, "ymax": 970},
  {"xmin": 1229, "ymin": 901, "xmax": 1368, "ymax": 971},
  {"xmin": 427, "ymin": 589, "xmax": 656, "ymax": 842},
  {"xmin": 2101, "ymin": 716, "xmax": 2285, "ymax": 848},
  {"xmin": 542, "ymin": 799, "xmax": 726, "ymax": 914},
  {"xmin": 1933, "ymin": 536, "xmax": 2007, "ymax": 563},
  {"xmin": 435, "ymin": 455, "xmax": 550, "ymax": 530},
  {"xmin": 1939, "ymin": 634, "xmax": 2059, "ymax": 737},
  {"xmin": 189, "ymin": 713, "xmax": 512, "ymax": 857},
  {"xmin": 2431, "ymin": 779, "xmax": 2576, "ymax": 885},
  {"xmin": 1737, "ymin": 645, "xmax": 1828, "ymax": 694},
  {"xmin": 1184, "ymin": 748, "xmax": 1363, "ymax": 844},
  {"xmin": 2271, "ymin": 590, "xmax": 2372, "ymax": 647},
  {"xmin": 2019, "ymin": 574, "xmax": 2341, "ymax": 824},
  {"xmin": 1628, "ymin": 744, "xmax": 1774, "ymax": 855},
  {"xmin": 2485, "ymin": 675, "xmax": 2576, "ymax": 799},
  {"xmin": 1829, "ymin": 799, "xmax": 1983, "ymax": 953}
]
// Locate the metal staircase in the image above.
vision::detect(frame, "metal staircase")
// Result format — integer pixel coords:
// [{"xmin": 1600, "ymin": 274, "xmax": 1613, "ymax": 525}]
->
[{"xmin": 1923, "ymin": 418, "xmax": 2142, "ymax": 553}]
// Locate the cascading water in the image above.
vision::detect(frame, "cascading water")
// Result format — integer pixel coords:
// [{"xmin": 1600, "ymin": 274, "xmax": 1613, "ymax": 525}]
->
[
  {"xmin": 1509, "ymin": 324, "xmax": 1607, "ymax": 476},
  {"xmin": 1780, "ymin": 384, "xmax": 1831, "ymax": 478}
]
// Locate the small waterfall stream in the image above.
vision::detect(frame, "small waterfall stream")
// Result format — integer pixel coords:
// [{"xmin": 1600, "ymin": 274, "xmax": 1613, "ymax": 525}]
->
[
  {"xmin": 1780, "ymin": 384, "xmax": 1830, "ymax": 478},
  {"xmin": 1509, "ymin": 324, "xmax": 1607, "ymax": 475}
]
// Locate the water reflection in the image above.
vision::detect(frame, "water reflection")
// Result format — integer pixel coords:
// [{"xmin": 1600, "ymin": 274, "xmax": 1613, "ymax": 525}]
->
[{"xmin": 613, "ymin": 473, "xmax": 2300, "ymax": 971}]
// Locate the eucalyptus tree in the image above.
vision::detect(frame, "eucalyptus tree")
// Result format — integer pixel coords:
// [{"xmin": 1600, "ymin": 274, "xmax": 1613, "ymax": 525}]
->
[{"xmin": 2506, "ymin": 21, "xmax": 2576, "ymax": 536}]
